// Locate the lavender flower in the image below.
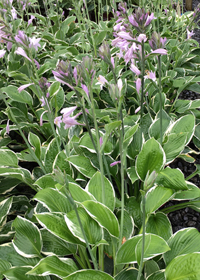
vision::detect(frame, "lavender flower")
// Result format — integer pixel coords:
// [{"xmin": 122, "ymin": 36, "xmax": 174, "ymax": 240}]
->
[
  {"xmin": 6, "ymin": 119, "xmax": 9, "ymax": 134},
  {"xmin": 28, "ymin": 15, "xmax": 35, "ymax": 26},
  {"xmin": 0, "ymin": 49, "xmax": 6, "ymax": 58},
  {"xmin": 128, "ymin": 7, "xmax": 155, "ymax": 33},
  {"xmin": 130, "ymin": 63, "xmax": 141, "ymax": 75},
  {"xmin": 54, "ymin": 116, "xmax": 62, "ymax": 128},
  {"xmin": 96, "ymin": 75, "xmax": 108, "ymax": 90},
  {"xmin": 110, "ymin": 160, "xmax": 121, "ymax": 167},
  {"xmin": 187, "ymin": 29, "xmax": 195, "ymax": 40},
  {"xmin": 18, "ymin": 83, "xmax": 34, "ymax": 92},
  {"xmin": 15, "ymin": 31, "xmax": 29, "ymax": 48},
  {"xmin": 29, "ymin": 37, "xmax": 41, "ymax": 51},
  {"xmin": 40, "ymin": 96, "xmax": 46, "ymax": 107},
  {"xmin": 149, "ymin": 31, "xmax": 167, "ymax": 50},
  {"xmin": 15, "ymin": 47, "xmax": 32, "ymax": 62},
  {"xmin": 144, "ymin": 71, "xmax": 156, "ymax": 81},
  {"xmin": 52, "ymin": 60, "xmax": 74, "ymax": 89},
  {"xmin": 11, "ymin": 6, "xmax": 17, "ymax": 19},
  {"xmin": 81, "ymin": 84, "xmax": 89, "ymax": 97}
]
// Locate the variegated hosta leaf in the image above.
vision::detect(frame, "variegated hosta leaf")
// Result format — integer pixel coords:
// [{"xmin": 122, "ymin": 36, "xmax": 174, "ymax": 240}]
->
[
  {"xmin": 65, "ymin": 207, "xmax": 103, "ymax": 245},
  {"xmin": 27, "ymin": 256, "xmax": 78, "ymax": 278},
  {"xmin": 3, "ymin": 266, "xmax": 50, "ymax": 280},
  {"xmin": 80, "ymin": 200, "xmax": 119, "ymax": 238},
  {"xmin": 86, "ymin": 171, "xmax": 115, "ymax": 211},
  {"xmin": 12, "ymin": 216, "xmax": 42, "ymax": 258},
  {"xmin": 0, "ymin": 197, "xmax": 13, "ymax": 226},
  {"xmin": 63, "ymin": 269, "xmax": 115, "ymax": 280}
]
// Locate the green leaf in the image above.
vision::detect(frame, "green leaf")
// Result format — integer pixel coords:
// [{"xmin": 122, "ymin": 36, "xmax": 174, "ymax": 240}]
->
[
  {"xmin": 69, "ymin": 182, "xmax": 95, "ymax": 202},
  {"xmin": 165, "ymin": 253, "xmax": 200, "ymax": 280},
  {"xmin": 80, "ymin": 200, "xmax": 119, "ymax": 238},
  {"xmin": 0, "ymin": 243, "xmax": 39, "ymax": 267},
  {"xmin": 12, "ymin": 216, "xmax": 42, "ymax": 258},
  {"xmin": 156, "ymin": 167, "xmax": 188, "ymax": 190},
  {"xmin": 41, "ymin": 228, "xmax": 77, "ymax": 255},
  {"xmin": 86, "ymin": 172, "xmax": 115, "ymax": 211},
  {"xmin": 174, "ymin": 181, "xmax": 200, "ymax": 200},
  {"xmin": 28, "ymin": 132, "xmax": 41, "ymax": 159},
  {"xmin": 0, "ymin": 258, "xmax": 11, "ymax": 279},
  {"xmin": 64, "ymin": 270, "xmax": 114, "ymax": 280},
  {"xmin": 145, "ymin": 260, "xmax": 160, "ymax": 278},
  {"xmin": 34, "ymin": 174, "xmax": 56, "ymax": 190},
  {"xmin": 3, "ymin": 266, "xmax": 50, "ymax": 280},
  {"xmin": 115, "ymin": 268, "xmax": 145, "ymax": 280},
  {"xmin": 53, "ymin": 151, "xmax": 71, "ymax": 175},
  {"xmin": 27, "ymin": 256, "xmax": 78, "ymax": 278},
  {"xmin": 67, "ymin": 155, "xmax": 97, "ymax": 178},
  {"xmin": 126, "ymin": 196, "xmax": 142, "ymax": 228},
  {"xmin": 127, "ymin": 166, "xmax": 139, "ymax": 184},
  {"xmin": 136, "ymin": 138, "xmax": 166, "ymax": 181},
  {"xmin": 163, "ymin": 133, "xmax": 188, "ymax": 164},
  {"xmin": 164, "ymin": 228, "xmax": 200, "ymax": 266},
  {"xmin": 44, "ymin": 138, "xmax": 60, "ymax": 173},
  {"xmin": 35, "ymin": 212, "xmax": 84, "ymax": 246},
  {"xmin": 1, "ymin": 85, "xmax": 33, "ymax": 105},
  {"xmin": 146, "ymin": 212, "xmax": 172, "ymax": 241},
  {"xmin": 170, "ymin": 114, "xmax": 195, "ymax": 144},
  {"xmin": 0, "ymin": 167, "xmax": 33, "ymax": 186},
  {"xmin": 149, "ymin": 117, "xmax": 171, "ymax": 140},
  {"xmin": 94, "ymin": 31, "xmax": 107, "ymax": 46},
  {"xmin": 34, "ymin": 188, "xmax": 73, "ymax": 213},
  {"xmin": 0, "ymin": 149, "xmax": 18, "ymax": 167},
  {"xmin": 116, "ymin": 234, "xmax": 170, "ymax": 264},
  {"xmin": 79, "ymin": 131, "xmax": 113, "ymax": 155},
  {"xmin": 65, "ymin": 207, "xmax": 103, "ymax": 245},
  {"xmin": 50, "ymin": 87, "xmax": 65, "ymax": 111},
  {"xmin": 116, "ymin": 210, "xmax": 134, "ymax": 241},
  {"xmin": 147, "ymin": 270, "xmax": 165, "ymax": 280},
  {"xmin": 0, "ymin": 197, "xmax": 13, "ymax": 226},
  {"xmin": 123, "ymin": 124, "xmax": 139, "ymax": 150},
  {"xmin": 145, "ymin": 186, "xmax": 174, "ymax": 214}
]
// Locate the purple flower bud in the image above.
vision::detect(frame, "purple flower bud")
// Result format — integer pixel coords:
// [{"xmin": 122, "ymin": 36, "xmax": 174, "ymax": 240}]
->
[{"xmin": 110, "ymin": 160, "xmax": 121, "ymax": 167}]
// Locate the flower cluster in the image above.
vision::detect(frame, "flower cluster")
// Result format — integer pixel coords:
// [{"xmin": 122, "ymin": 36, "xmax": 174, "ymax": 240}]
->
[{"xmin": 54, "ymin": 106, "xmax": 83, "ymax": 129}]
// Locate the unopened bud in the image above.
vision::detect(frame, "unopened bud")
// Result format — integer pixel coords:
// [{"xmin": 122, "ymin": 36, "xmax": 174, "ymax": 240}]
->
[{"xmin": 144, "ymin": 170, "xmax": 157, "ymax": 191}]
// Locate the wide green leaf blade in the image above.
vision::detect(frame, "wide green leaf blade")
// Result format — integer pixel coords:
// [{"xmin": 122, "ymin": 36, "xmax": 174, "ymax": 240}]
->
[
  {"xmin": 135, "ymin": 234, "xmax": 170, "ymax": 265},
  {"xmin": 156, "ymin": 167, "xmax": 188, "ymax": 190},
  {"xmin": 27, "ymin": 256, "xmax": 78, "ymax": 278},
  {"xmin": 67, "ymin": 155, "xmax": 97, "ymax": 178},
  {"xmin": 145, "ymin": 186, "xmax": 174, "ymax": 214},
  {"xmin": 28, "ymin": 132, "xmax": 41, "ymax": 159},
  {"xmin": 147, "ymin": 270, "xmax": 165, "ymax": 280},
  {"xmin": 163, "ymin": 133, "xmax": 187, "ymax": 164},
  {"xmin": 44, "ymin": 138, "xmax": 60, "ymax": 173},
  {"xmin": 34, "ymin": 188, "xmax": 73, "ymax": 213},
  {"xmin": 0, "ymin": 167, "xmax": 33, "ymax": 186},
  {"xmin": 116, "ymin": 234, "xmax": 170, "ymax": 264},
  {"xmin": 146, "ymin": 212, "xmax": 172, "ymax": 241},
  {"xmin": 79, "ymin": 131, "xmax": 113, "ymax": 155},
  {"xmin": 174, "ymin": 181, "xmax": 200, "ymax": 200},
  {"xmin": 0, "ymin": 197, "xmax": 13, "ymax": 226},
  {"xmin": 115, "ymin": 268, "xmax": 145, "ymax": 280},
  {"xmin": 2, "ymin": 85, "xmax": 33, "ymax": 105},
  {"xmin": 35, "ymin": 212, "xmax": 84, "ymax": 246},
  {"xmin": 41, "ymin": 228, "xmax": 77, "ymax": 255},
  {"xmin": 136, "ymin": 138, "xmax": 165, "ymax": 181},
  {"xmin": 0, "ymin": 243, "xmax": 39, "ymax": 267},
  {"xmin": 64, "ymin": 269, "xmax": 115, "ymax": 280},
  {"xmin": 69, "ymin": 182, "xmax": 95, "ymax": 202},
  {"xmin": 163, "ymin": 228, "xmax": 200, "ymax": 266},
  {"xmin": 3, "ymin": 266, "xmax": 50, "ymax": 280},
  {"xmin": 80, "ymin": 201, "xmax": 119, "ymax": 238},
  {"xmin": 0, "ymin": 258, "xmax": 11, "ymax": 279},
  {"xmin": 170, "ymin": 114, "xmax": 195, "ymax": 144},
  {"xmin": 0, "ymin": 149, "xmax": 18, "ymax": 167},
  {"xmin": 65, "ymin": 207, "xmax": 103, "ymax": 245},
  {"xmin": 86, "ymin": 172, "xmax": 115, "ymax": 211},
  {"xmin": 165, "ymin": 253, "xmax": 200, "ymax": 280},
  {"xmin": 12, "ymin": 216, "xmax": 42, "ymax": 258}
]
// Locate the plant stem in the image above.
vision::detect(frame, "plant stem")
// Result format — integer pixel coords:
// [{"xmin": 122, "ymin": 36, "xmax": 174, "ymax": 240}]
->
[
  {"xmin": 137, "ymin": 193, "xmax": 146, "ymax": 280},
  {"xmin": 158, "ymin": 55, "xmax": 163, "ymax": 145}
]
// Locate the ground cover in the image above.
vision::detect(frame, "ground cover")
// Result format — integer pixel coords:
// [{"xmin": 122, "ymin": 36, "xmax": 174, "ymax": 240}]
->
[{"xmin": 1, "ymin": 0, "xmax": 200, "ymax": 279}]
